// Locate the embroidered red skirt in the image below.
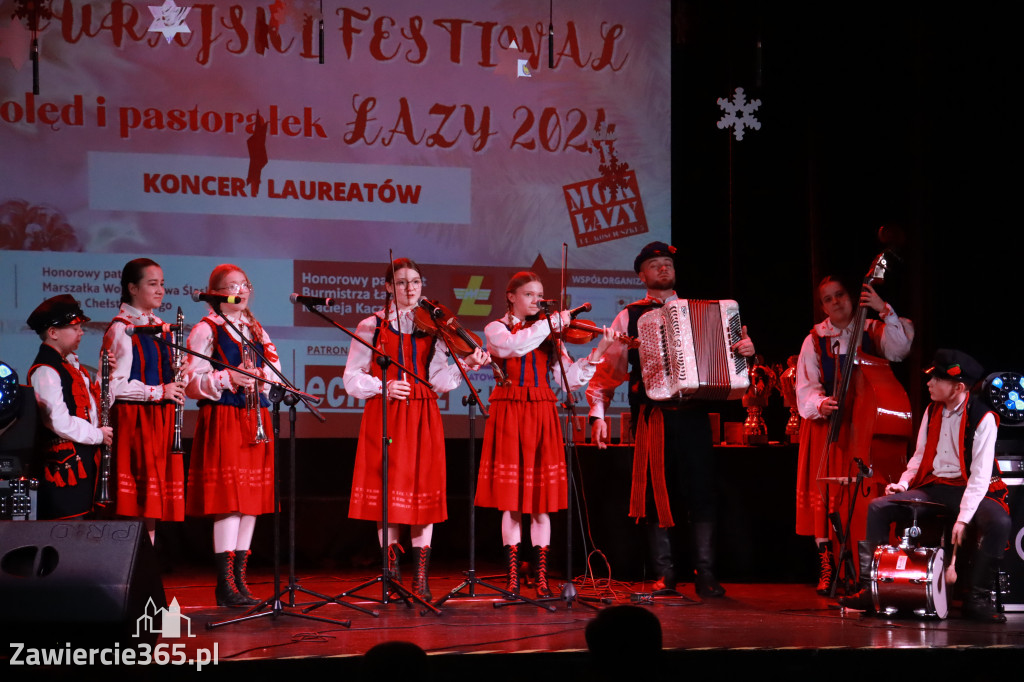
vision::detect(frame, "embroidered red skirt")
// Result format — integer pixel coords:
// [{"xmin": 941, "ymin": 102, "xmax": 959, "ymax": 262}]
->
[
  {"xmin": 475, "ymin": 385, "xmax": 567, "ymax": 514},
  {"xmin": 186, "ymin": 403, "xmax": 275, "ymax": 516},
  {"xmin": 349, "ymin": 385, "xmax": 447, "ymax": 526},
  {"xmin": 112, "ymin": 401, "xmax": 185, "ymax": 521},
  {"xmin": 795, "ymin": 416, "xmax": 834, "ymax": 538}
]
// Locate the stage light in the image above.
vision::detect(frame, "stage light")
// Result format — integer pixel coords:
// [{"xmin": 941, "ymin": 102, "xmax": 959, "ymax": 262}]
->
[
  {"xmin": 983, "ymin": 371, "xmax": 1024, "ymax": 425},
  {"xmin": 0, "ymin": 362, "xmax": 22, "ymax": 432}
]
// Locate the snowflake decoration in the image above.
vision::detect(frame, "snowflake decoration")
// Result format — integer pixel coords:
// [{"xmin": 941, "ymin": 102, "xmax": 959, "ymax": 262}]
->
[
  {"xmin": 148, "ymin": 0, "xmax": 191, "ymax": 44},
  {"xmin": 717, "ymin": 87, "xmax": 761, "ymax": 141},
  {"xmin": 591, "ymin": 122, "xmax": 631, "ymax": 200}
]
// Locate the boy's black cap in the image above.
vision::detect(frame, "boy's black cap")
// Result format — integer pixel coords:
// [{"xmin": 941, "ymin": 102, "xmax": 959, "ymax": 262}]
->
[
  {"xmin": 925, "ymin": 348, "xmax": 984, "ymax": 386},
  {"xmin": 26, "ymin": 295, "xmax": 90, "ymax": 333}
]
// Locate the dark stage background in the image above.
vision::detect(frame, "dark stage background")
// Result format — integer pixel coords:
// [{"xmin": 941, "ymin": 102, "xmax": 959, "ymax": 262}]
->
[{"xmin": 670, "ymin": 1, "xmax": 1021, "ymax": 420}]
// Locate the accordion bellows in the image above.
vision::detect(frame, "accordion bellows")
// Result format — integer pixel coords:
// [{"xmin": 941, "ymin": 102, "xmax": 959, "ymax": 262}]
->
[{"xmin": 638, "ymin": 299, "xmax": 750, "ymax": 401}]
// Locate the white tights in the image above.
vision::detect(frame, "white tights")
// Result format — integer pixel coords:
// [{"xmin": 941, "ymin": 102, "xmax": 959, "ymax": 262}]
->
[
  {"xmin": 501, "ymin": 510, "xmax": 551, "ymax": 547},
  {"xmin": 377, "ymin": 523, "xmax": 433, "ymax": 548},
  {"xmin": 212, "ymin": 513, "xmax": 257, "ymax": 554}
]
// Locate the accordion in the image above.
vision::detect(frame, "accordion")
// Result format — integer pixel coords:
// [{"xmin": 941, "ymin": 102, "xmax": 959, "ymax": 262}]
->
[{"xmin": 637, "ymin": 299, "xmax": 750, "ymax": 401}]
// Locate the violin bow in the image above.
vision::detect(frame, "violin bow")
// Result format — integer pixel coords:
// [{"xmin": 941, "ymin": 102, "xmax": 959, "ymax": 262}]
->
[{"xmin": 558, "ymin": 242, "xmax": 568, "ymax": 353}]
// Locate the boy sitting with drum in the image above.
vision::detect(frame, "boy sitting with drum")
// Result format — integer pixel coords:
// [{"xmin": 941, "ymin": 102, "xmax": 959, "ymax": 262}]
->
[{"xmin": 839, "ymin": 349, "xmax": 1010, "ymax": 622}]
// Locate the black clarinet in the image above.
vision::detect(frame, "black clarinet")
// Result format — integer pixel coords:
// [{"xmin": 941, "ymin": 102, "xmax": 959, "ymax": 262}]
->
[
  {"xmin": 171, "ymin": 307, "xmax": 185, "ymax": 456},
  {"xmin": 95, "ymin": 351, "xmax": 113, "ymax": 505}
]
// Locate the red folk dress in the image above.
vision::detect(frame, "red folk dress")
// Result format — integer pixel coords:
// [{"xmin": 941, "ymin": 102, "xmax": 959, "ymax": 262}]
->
[
  {"xmin": 475, "ymin": 315, "xmax": 598, "ymax": 514},
  {"xmin": 102, "ymin": 304, "xmax": 184, "ymax": 521},
  {"xmin": 346, "ymin": 312, "xmax": 458, "ymax": 526},
  {"xmin": 184, "ymin": 313, "xmax": 278, "ymax": 517}
]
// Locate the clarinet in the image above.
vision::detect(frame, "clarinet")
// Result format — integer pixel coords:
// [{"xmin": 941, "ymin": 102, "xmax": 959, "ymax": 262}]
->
[
  {"xmin": 171, "ymin": 307, "xmax": 185, "ymax": 456},
  {"xmin": 95, "ymin": 350, "xmax": 113, "ymax": 505}
]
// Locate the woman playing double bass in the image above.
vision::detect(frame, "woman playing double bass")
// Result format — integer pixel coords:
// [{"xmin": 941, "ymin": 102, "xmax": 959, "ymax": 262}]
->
[{"xmin": 795, "ymin": 275, "xmax": 914, "ymax": 595}]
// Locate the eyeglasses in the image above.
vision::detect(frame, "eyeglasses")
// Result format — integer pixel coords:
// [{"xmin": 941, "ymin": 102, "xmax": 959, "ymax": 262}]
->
[
  {"xmin": 218, "ymin": 281, "xmax": 253, "ymax": 294},
  {"xmin": 394, "ymin": 279, "xmax": 422, "ymax": 289}
]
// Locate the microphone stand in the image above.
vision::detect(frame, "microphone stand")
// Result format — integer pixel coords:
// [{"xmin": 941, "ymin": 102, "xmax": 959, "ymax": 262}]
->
[
  {"xmin": 187, "ymin": 308, "xmax": 362, "ymax": 628},
  {"xmin": 496, "ymin": 304, "xmax": 600, "ymax": 611},
  {"xmin": 208, "ymin": 307, "xmax": 378, "ymax": 619},
  {"xmin": 828, "ymin": 460, "xmax": 870, "ymax": 599},
  {"xmin": 147, "ymin": 329, "xmax": 353, "ymax": 628},
  {"xmin": 420, "ymin": 307, "xmax": 555, "ymax": 613},
  {"xmin": 295, "ymin": 304, "xmax": 440, "ymax": 616}
]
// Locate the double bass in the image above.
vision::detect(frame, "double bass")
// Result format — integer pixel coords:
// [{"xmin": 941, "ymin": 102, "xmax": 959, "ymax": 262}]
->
[{"xmin": 818, "ymin": 249, "xmax": 914, "ymax": 592}]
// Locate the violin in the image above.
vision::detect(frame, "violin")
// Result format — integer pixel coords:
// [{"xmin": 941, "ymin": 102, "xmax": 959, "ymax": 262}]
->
[
  {"xmin": 414, "ymin": 298, "xmax": 510, "ymax": 386},
  {"xmin": 559, "ymin": 318, "xmax": 639, "ymax": 349},
  {"xmin": 529, "ymin": 303, "xmax": 638, "ymax": 348}
]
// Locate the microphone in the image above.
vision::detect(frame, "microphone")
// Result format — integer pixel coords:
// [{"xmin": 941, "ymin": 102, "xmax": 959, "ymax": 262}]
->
[
  {"xmin": 418, "ymin": 298, "xmax": 445, "ymax": 320},
  {"xmin": 124, "ymin": 323, "xmax": 172, "ymax": 337},
  {"xmin": 853, "ymin": 457, "xmax": 873, "ymax": 478},
  {"xmin": 191, "ymin": 291, "xmax": 241, "ymax": 305},
  {"xmin": 537, "ymin": 301, "xmax": 592, "ymax": 319},
  {"xmin": 290, "ymin": 293, "xmax": 338, "ymax": 307}
]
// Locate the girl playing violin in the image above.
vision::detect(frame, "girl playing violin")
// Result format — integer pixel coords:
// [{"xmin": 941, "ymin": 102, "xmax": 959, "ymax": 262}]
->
[
  {"xmin": 184, "ymin": 264, "xmax": 280, "ymax": 607},
  {"xmin": 344, "ymin": 258, "xmax": 489, "ymax": 602},
  {"xmin": 475, "ymin": 271, "xmax": 616, "ymax": 598}
]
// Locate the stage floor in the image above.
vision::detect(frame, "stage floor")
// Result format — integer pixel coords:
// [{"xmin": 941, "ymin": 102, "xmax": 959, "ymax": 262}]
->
[
  {"xmin": 4, "ymin": 555, "xmax": 1022, "ymax": 679},
  {"xmin": 89, "ymin": 559, "xmax": 1024, "ymax": 679}
]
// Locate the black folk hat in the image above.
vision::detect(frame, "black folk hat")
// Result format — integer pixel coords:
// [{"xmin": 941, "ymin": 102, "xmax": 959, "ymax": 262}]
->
[
  {"xmin": 633, "ymin": 241, "xmax": 676, "ymax": 273},
  {"xmin": 26, "ymin": 294, "xmax": 91, "ymax": 334},
  {"xmin": 925, "ymin": 348, "xmax": 984, "ymax": 386}
]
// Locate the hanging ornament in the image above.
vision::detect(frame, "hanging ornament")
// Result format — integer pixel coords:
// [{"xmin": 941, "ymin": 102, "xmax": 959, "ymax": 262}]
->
[
  {"xmin": 716, "ymin": 87, "xmax": 762, "ymax": 141},
  {"xmin": 12, "ymin": 0, "xmax": 53, "ymax": 95},
  {"xmin": 246, "ymin": 112, "xmax": 269, "ymax": 197},
  {"xmin": 147, "ymin": 1, "xmax": 192, "ymax": 44}
]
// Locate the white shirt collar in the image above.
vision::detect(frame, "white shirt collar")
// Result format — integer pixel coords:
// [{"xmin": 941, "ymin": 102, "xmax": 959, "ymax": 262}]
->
[{"xmin": 119, "ymin": 302, "xmax": 154, "ymax": 324}]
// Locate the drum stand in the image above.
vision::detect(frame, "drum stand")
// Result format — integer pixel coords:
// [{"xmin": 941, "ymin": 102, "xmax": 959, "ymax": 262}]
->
[{"xmin": 432, "ymin": 394, "xmax": 555, "ymax": 612}]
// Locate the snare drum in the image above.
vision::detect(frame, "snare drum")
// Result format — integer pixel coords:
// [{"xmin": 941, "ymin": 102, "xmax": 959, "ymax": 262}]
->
[{"xmin": 870, "ymin": 545, "xmax": 948, "ymax": 618}]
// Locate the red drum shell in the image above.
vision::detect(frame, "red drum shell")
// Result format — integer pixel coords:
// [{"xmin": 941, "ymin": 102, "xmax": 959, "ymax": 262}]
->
[{"xmin": 870, "ymin": 545, "xmax": 948, "ymax": 619}]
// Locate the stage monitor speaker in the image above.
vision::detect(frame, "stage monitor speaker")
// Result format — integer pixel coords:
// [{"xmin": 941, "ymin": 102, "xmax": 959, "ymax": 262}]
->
[
  {"xmin": 0, "ymin": 520, "xmax": 165, "ymax": 644},
  {"xmin": 1002, "ymin": 476, "xmax": 1024, "ymax": 610}
]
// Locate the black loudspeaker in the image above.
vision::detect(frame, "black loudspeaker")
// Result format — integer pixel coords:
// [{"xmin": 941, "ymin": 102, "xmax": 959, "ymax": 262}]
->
[
  {"xmin": 0, "ymin": 521, "xmax": 165, "ymax": 643},
  {"xmin": 1003, "ymin": 480, "xmax": 1024, "ymax": 610}
]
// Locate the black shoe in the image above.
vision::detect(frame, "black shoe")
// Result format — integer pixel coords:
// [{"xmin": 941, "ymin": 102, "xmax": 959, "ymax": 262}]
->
[
  {"xmin": 214, "ymin": 551, "xmax": 251, "ymax": 608},
  {"xmin": 651, "ymin": 574, "xmax": 678, "ymax": 595},
  {"xmin": 816, "ymin": 541, "xmax": 835, "ymax": 596},
  {"xmin": 837, "ymin": 587, "xmax": 875, "ymax": 613},
  {"xmin": 502, "ymin": 543, "xmax": 521, "ymax": 597},
  {"xmin": 412, "ymin": 546, "xmax": 432, "ymax": 602},
  {"xmin": 647, "ymin": 524, "xmax": 675, "ymax": 593},
  {"xmin": 695, "ymin": 570, "xmax": 725, "ymax": 598},
  {"xmin": 692, "ymin": 523, "xmax": 725, "ymax": 598},
  {"xmin": 232, "ymin": 549, "xmax": 260, "ymax": 606},
  {"xmin": 962, "ymin": 589, "xmax": 1007, "ymax": 623}
]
